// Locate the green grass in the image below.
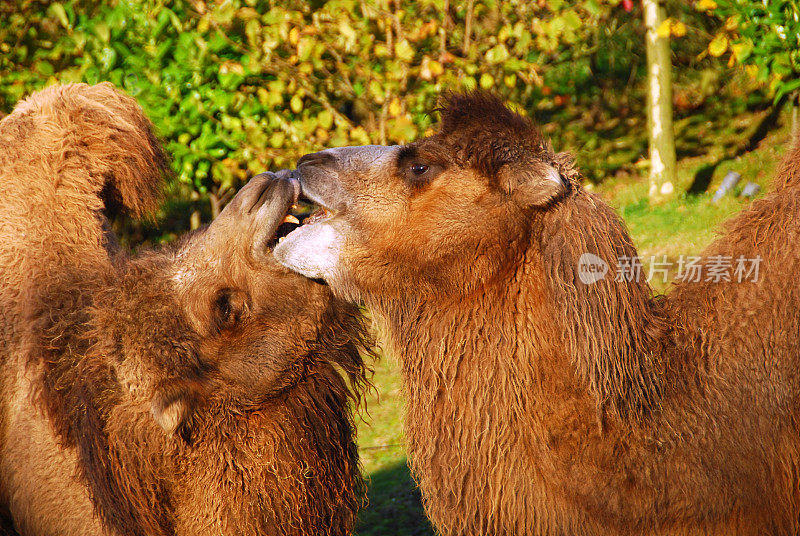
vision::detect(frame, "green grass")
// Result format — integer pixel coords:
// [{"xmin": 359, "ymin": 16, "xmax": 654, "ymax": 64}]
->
[
  {"xmin": 356, "ymin": 356, "xmax": 435, "ymax": 536},
  {"xmin": 354, "ymin": 104, "xmax": 793, "ymax": 534}
]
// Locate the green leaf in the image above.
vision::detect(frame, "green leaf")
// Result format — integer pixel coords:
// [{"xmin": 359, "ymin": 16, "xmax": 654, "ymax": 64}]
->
[
  {"xmin": 774, "ymin": 77, "xmax": 800, "ymax": 104},
  {"xmin": 98, "ymin": 47, "xmax": 117, "ymax": 71},
  {"xmin": 218, "ymin": 73, "xmax": 243, "ymax": 90},
  {"xmin": 35, "ymin": 61, "xmax": 54, "ymax": 76},
  {"xmin": 94, "ymin": 22, "xmax": 111, "ymax": 43},
  {"xmin": 584, "ymin": 0, "xmax": 602, "ymax": 17},
  {"xmin": 485, "ymin": 44, "xmax": 510, "ymax": 64},
  {"xmin": 730, "ymin": 39, "xmax": 753, "ymax": 62},
  {"xmin": 562, "ymin": 11, "xmax": 581, "ymax": 31}
]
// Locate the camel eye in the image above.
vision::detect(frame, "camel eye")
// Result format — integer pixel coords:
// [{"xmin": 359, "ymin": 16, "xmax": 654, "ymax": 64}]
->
[
  {"xmin": 213, "ymin": 288, "xmax": 249, "ymax": 331},
  {"xmin": 411, "ymin": 163, "xmax": 429, "ymax": 176},
  {"xmin": 217, "ymin": 294, "xmax": 232, "ymax": 320}
]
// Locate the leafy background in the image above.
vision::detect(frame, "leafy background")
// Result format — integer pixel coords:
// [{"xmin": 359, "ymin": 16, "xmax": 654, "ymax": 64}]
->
[
  {"xmin": 701, "ymin": 0, "xmax": 800, "ymax": 103},
  {"xmin": 1, "ymin": 0, "xmax": 762, "ymax": 244}
]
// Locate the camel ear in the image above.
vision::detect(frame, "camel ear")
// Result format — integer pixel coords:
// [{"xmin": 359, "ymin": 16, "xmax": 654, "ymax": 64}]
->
[
  {"xmin": 498, "ymin": 162, "xmax": 565, "ymax": 207},
  {"xmin": 150, "ymin": 380, "xmax": 199, "ymax": 439}
]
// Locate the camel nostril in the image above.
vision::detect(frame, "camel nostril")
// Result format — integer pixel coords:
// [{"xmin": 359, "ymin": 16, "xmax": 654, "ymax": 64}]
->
[{"xmin": 297, "ymin": 151, "xmax": 334, "ymax": 168}]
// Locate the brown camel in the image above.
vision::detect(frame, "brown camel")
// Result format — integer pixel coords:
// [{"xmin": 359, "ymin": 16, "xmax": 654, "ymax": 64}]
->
[
  {"xmin": 0, "ymin": 83, "xmax": 370, "ymax": 536},
  {"xmin": 274, "ymin": 92, "xmax": 800, "ymax": 535}
]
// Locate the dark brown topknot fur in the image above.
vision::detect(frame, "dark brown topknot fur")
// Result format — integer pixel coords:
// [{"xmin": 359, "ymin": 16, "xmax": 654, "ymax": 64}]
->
[
  {"xmin": 436, "ymin": 92, "xmax": 579, "ymax": 188},
  {"xmin": 0, "ymin": 83, "xmax": 370, "ymax": 536}
]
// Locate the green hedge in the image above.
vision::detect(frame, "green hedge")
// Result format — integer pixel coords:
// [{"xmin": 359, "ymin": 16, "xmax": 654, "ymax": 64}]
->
[
  {"xmin": 700, "ymin": 0, "xmax": 800, "ymax": 104},
  {"xmin": 1, "ymin": 0, "xmax": 722, "ymax": 239}
]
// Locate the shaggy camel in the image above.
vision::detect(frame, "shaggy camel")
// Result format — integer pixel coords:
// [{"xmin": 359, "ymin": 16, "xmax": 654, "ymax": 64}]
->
[
  {"xmin": 275, "ymin": 92, "xmax": 800, "ymax": 534},
  {"xmin": 0, "ymin": 83, "xmax": 369, "ymax": 536}
]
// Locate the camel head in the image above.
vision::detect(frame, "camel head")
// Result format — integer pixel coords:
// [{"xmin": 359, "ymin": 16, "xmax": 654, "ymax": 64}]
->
[
  {"xmin": 274, "ymin": 92, "xmax": 663, "ymax": 420},
  {"xmin": 274, "ymin": 92, "xmax": 578, "ymax": 299},
  {"xmin": 139, "ymin": 171, "xmax": 365, "ymax": 437}
]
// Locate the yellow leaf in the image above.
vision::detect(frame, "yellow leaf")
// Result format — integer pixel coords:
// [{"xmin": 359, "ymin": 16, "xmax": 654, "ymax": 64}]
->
[
  {"xmin": 395, "ymin": 39, "xmax": 415, "ymax": 63},
  {"xmin": 420, "ymin": 61, "xmax": 433, "ymax": 81},
  {"xmin": 318, "ymin": 109, "xmax": 333, "ymax": 129},
  {"xmin": 504, "ymin": 74, "xmax": 517, "ymax": 88},
  {"xmin": 388, "ymin": 98, "xmax": 402, "ymax": 117},
  {"xmin": 269, "ymin": 131, "xmax": 286, "ymax": 148},
  {"xmin": 725, "ymin": 16, "xmax": 739, "ymax": 31},
  {"xmin": 47, "ymin": 3, "xmax": 70, "ymax": 28},
  {"xmin": 289, "ymin": 27, "xmax": 300, "ymax": 46},
  {"xmin": 671, "ymin": 21, "xmax": 687, "ymax": 38},
  {"xmin": 290, "ymin": 95, "xmax": 303, "ymax": 113},
  {"xmin": 369, "ymin": 80, "xmax": 385, "ymax": 103},
  {"xmin": 696, "ymin": 0, "xmax": 717, "ymax": 11},
  {"xmin": 315, "ymin": 128, "xmax": 330, "ymax": 143},
  {"xmin": 744, "ymin": 65, "xmax": 758, "ymax": 79},
  {"xmin": 498, "ymin": 25, "xmax": 510, "ymax": 43},
  {"xmin": 338, "ymin": 19, "xmax": 357, "ymax": 47},
  {"xmin": 657, "ymin": 20, "xmax": 672, "ymax": 39},
  {"xmin": 374, "ymin": 44, "xmax": 390, "ymax": 58},
  {"xmin": 479, "ymin": 73, "xmax": 494, "ymax": 90},
  {"xmin": 350, "ymin": 126, "xmax": 370, "ymax": 145},
  {"xmin": 708, "ymin": 34, "xmax": 728, "ymax": 57},
  {"xmin": 420, "ymin": 57, "xmax": 445, "ymax": 81},
  {"xmin": 297, "ymin": 38, "xmax": 314, "ymax": 61},
  {"xmin": 731, "ymin": 42, "xmax": 751, "ymax": 62}
]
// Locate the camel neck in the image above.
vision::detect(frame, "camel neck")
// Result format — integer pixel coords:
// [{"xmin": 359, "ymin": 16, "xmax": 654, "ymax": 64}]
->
[{"xmin": 369, "ymin": 255, "xmax": 714, "ymax": 530}]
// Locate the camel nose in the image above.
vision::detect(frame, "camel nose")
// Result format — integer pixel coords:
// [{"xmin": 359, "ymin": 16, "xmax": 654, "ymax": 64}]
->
[{"xmin": 297, "ymin": 151, "xmax": 335, "ymax": 168}]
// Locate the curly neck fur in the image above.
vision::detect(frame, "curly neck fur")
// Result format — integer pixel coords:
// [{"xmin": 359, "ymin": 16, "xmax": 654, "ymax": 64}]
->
[{"xmin": 366, "ymin": 189, "xmax": 709, "ymax": 532}]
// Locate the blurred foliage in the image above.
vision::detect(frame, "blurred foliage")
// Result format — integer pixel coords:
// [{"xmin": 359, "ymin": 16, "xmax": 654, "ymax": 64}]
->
[
  {"xmin": 700, "ymin": 0, "xmax": 800, "ymax": 104},
  {"xmin": 0, "ymin": 0, "xmax": 761, "ymax": 241}
]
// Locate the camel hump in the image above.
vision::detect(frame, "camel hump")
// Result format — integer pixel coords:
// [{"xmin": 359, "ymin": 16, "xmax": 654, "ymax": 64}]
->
[{"xmin": 5, "ymin": 82, "xmax": 169, "ymax": 218}]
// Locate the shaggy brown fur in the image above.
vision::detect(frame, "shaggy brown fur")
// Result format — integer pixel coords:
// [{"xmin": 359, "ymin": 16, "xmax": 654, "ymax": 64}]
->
[
  {"xmin": 0, "ymin": 83, "xmax": 369, "ymax": 536},
  {"xmin": 275, "ymin": 92, "xmax": 800, "ymax": 534}
]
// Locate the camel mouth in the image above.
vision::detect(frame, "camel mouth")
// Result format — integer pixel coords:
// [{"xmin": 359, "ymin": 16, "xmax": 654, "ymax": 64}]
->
[
  {"xmin": 269, "ymin": 197, "xmax": 337, "ymax": 247},
  {"xmin": 273, "ymin": 192, "xmax": 338, "ymax": 246}
]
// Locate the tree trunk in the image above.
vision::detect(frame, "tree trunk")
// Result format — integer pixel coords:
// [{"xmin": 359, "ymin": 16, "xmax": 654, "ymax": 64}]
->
[
  {"xmin": 643, "ymin": 0, "xmax": 677, "ymax": 202},
  {"xmin": 440, "ymin": 0, "xmax": 450, "ymax": 55},
  {"xmin": 462, "ymin": 0, "xmax": 474, "ymax": 56},
  {"xmin": 209, "ymin": 191, "xmax": 223, "ymax": 220}
]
